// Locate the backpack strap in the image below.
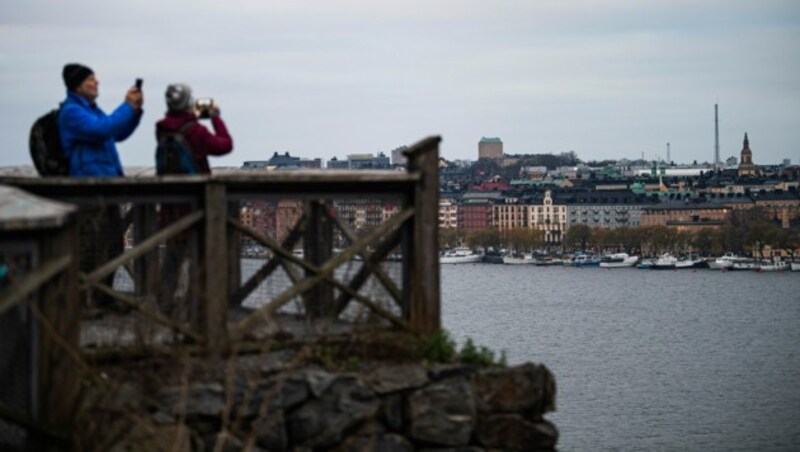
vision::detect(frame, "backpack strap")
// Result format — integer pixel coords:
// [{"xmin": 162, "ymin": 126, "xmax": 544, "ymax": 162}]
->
[
  {"xmin": 174, "ymin": 121, "xmax": 196, "ymax": 155},
  {"xmin": 177, "ymin": 121, "xmax": 196, "ymax": 136},
  {"xmin": 158, "ymin": 121, "xmax": 196, "ymax": 145}
]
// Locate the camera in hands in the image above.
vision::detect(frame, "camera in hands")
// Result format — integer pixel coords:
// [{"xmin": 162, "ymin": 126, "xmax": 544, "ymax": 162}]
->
[{"xmin": 195, "ymin": 98, "xmax": 214, "ymax": 119}]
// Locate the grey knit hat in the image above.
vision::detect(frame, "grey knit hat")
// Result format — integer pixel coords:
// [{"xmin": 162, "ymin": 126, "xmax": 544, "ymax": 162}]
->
[{"xmin": 165, "ymin": 83, "xmax": 193, "ymax": 112}]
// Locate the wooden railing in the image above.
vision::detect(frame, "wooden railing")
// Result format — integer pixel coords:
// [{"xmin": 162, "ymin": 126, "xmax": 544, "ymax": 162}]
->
[{"xmin": 0, "ymin": 136, "xmax": 441, "ymax": 358}]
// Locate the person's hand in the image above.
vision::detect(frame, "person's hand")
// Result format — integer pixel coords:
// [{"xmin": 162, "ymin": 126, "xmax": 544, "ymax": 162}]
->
[
  {"xmin": 125, "ymin": 87, "xmax": 143, "ymax": 111},
  {"xmin": 208, "ymin": 101, "xmax": 220, "ymax": 118}
]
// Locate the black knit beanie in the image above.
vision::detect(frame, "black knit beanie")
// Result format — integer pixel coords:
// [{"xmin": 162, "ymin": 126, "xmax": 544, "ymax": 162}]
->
[{"xmin": 62, "ymin": 63, "xmax": 94, "ymax": 91}]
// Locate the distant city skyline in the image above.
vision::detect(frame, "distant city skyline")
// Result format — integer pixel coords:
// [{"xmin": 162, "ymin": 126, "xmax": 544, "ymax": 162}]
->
[{"xmin": 1, "ymin": 0, "xmax": 798, "ymax": 168}]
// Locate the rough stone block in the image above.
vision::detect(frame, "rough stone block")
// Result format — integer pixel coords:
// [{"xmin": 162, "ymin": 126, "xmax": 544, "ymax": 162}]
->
[
  {"xmin": 408, "ymin": 378, "xmax": 476, "ymax": 446},
  {"xmin": 157, "ymin": 383, "xmax": 225, "ymax": 417},
  {"xmin": 253, "ymin": 410, "xmax": 288, "ymax": 451},
  {"xmin": 428, "ymin": 364, "xmax": 479, "ymax": 381},
  {"xmin": 110, "ymin": 423, "xmax": 191, "ymax": 452},
  {"xmin": 382, "ymin": 393, "xmax": 404, "ymax": 432},
  {"xmin": 476, "ymin": 414, "xmax": 558, "ymax": 451},
  {"xmin": 473, "ymin": 363, "xmax": 556, "ymax": 415},
  {"xmin": 288, "ymin": 377, "xmax": 380, "ymax": 448},
  {"xmin": 235, "ymin": 373, "xmax": 309, "ymax": 417},
  {"xmin": 364, "ymin": 363, "xmax": 428, "ymax": 394},
  {"xmin": 334, "ymin": 433, "xmax": 414, "ymax": 452}
]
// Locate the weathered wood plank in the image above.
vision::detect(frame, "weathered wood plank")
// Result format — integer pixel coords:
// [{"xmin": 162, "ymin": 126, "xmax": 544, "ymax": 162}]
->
[
  {"xmin": 0, "ymin": 185, "xmax": 75, "ymax": 231},
  {"xmin": 203, "ymin": 183, "xmax": 228, "ymax": 354},
  {"xmin": 132, "ymin": 204, "xmax": 159, "ymax": 300},
  {"xmin": 36, "ymin": 223, "xmax": 81, "ymax": 430},
  {"xmin": 304, "ymin": 200, "xmax": 334, "ymax": 318},
  {"xmin": 0, "ymin": 255, "xmax": 71, "ymax": 315},
  {"xmin": 406, "ymin": 136, "xmax": 442, "ymax": 334}
]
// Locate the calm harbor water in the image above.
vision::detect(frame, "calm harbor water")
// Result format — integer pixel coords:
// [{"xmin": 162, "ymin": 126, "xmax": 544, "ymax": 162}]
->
[{"xmin": 442, "ymin": 264, "xmax": 800, "ymax": 451}]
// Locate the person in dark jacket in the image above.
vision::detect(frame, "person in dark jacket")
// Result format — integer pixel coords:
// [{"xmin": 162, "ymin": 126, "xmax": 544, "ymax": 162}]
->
[
  {"xmin": 58, "ymin": 63, "xmax": 143, "ymax": 177},
  {"xmin": 155, "ymin": 83, "xmax": 233, "ymax": 173},
  {"xmin": 156, "ymin": 83, "xmax": 233, "ymax": 314}
]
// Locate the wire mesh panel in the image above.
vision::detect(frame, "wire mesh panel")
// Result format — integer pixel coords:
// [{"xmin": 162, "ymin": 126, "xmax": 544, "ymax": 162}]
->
[
  {"xmin": 77, "ymin": 197, "xmax": 204, "ymax": 353},
  {"xmin": 229, "ymin": 195, "xmax": 409, "ymax": 339}
]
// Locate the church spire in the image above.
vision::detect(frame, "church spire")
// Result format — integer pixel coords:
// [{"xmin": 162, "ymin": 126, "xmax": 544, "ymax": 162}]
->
[{"xmin": 743, "ymin": 132, "xmax": 749, "ymax": 149}]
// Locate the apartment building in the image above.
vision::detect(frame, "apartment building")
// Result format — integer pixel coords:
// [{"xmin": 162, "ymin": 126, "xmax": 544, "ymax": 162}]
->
[
  {"xmin": 494, "ymin": 190, "xmax": 567, "ymax": 243},
  {"xmin": 564, "ymin": 190, "xmax": 650, "ymax": 229}
]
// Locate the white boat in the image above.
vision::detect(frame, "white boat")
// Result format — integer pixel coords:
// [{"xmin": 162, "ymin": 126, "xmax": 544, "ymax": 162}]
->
[
  {"xmin": 535, "ymin": 257, "xmax": 564, "ymax": 266},
  {"xmin": 599, "ymin": 253, "xmax": 639, "ymax": 268},
  {"xmin": 568, "ymin": 253, "xmax": 601, "ymax": 267},
  {"xmin": 440, "ymin": 247, "xmax": 481, "ymax": 264},
  {"xmin": 791, "ymin": 262, "xmax": 800, "ymax": 272},
  {"xmin": 651, "ymin": 253, "xmax": 678, "ymax": 270},
  {"xmin": 708, "ymin": 253, "xmax": 749, "ymax": 270},
  {"xmin": 755, "ymin": 259, "xmax": 788, "ymax": 272},
  {"xmin": 503, "ymin": 253, "xmax": 536, "ymax": 265},
  {"xmin": 729, "ymin": 258, "xmax": 758, "ymax": 271}
]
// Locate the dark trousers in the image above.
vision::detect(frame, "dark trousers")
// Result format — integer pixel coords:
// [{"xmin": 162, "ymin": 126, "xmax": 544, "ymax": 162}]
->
[{"xmin": 78, "ymin": 205, "xmax": 124, "ymax": 307}]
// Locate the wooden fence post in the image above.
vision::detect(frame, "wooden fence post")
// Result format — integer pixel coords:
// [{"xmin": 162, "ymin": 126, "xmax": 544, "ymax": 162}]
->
[
  {"xmin": 0, "ymin": 185, "xmax": 78, "ymax": 444},
  {"xmin": 406, "ymin": 136, "xmax": 442, "ymax": 335},
  {"xmin": 38, "ymin": 220, "xmax": 80, "ymax": 430},
  {"xmin": 132, "ymin": 204, "xmax": 159, "ymax": 302},
  {"xmin": 227, "ymin": 201, "xmax": 241, "ymax": 304},
  {"xmin": 203, "ymin": 182, "xmax": 228, "ymax": 354},
  {"xmin": 303, "ymin": 200, "xmax": 334, "ymax": 318}
]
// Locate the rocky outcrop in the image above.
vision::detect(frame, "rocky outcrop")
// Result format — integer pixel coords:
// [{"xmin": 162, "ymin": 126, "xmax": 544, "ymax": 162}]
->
[{"xmin": 102, "ymin": 362, "xmax": 557, "ymax": 451}]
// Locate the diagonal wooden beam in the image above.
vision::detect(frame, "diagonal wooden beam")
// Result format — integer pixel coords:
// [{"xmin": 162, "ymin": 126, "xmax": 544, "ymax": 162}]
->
[
  {"xmin": 333, "ymin": 227, "xmax": 404, "ymax": 314},
  {"xmin": 0, "ymin": 255, "xmax": 72, "ymax": 316},
  {"xmin": 88, "ymin": 281, "xmax": 203, "ymax": 343},
  {"xmin": 230, "ymin": 217, "xmax": 306, "ymax": 306},
  {"xmin": 84, "ymin": 210, "xmax": 204, "ymax": 286},
  {"xmin": 330, "ymin": 214, "xmax": 403, "ymax": 307},
  {"xmin": 229, "ymin": 208, "xmax": 414, "ymax": 338}
]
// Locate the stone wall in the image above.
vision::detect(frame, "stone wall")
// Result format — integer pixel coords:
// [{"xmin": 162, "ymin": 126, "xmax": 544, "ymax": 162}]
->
[{"xmin": 103, "ymin": 362, "xmax": 557, "ymax": 451}]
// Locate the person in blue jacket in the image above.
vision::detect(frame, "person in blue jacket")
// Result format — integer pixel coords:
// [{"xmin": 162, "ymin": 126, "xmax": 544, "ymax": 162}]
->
[
  {"xmin": 57, "ymin": 63, "xmax": 143, "ymax": 310},
  {"xmin": 58, "ymin": 63, "xmax": 143, "ymax": 176}
]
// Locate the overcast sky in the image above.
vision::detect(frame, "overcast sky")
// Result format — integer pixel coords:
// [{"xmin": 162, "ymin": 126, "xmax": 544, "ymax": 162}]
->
[{"xmin": 1, "ymin": 0, "xmax": 799, "ymax": 168}]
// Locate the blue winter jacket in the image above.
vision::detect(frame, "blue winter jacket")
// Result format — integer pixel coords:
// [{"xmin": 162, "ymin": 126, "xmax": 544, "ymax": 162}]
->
[{"xmin": 58, "ymin": 91, "xmax": 142, "ymax": 177}]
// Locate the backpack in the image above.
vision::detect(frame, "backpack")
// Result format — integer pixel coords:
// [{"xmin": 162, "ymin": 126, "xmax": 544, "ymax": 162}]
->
[
  {"xmin": 155, "ymin": 121, "xmax": 199, "ymax": 175},
  {"xmin": 29, "ymin": 108, "xmax": 70, "ymax": 176}
]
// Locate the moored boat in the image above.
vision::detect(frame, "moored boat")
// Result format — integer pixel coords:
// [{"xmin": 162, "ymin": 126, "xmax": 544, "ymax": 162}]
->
[
  {"xmin": 599, "ymin": 253, "xmax": 639, "ymax": 268},
  {"xmin": 791, "ymin": 262, "xmax": 800, "ymax": 272},
  {"xmin": 708, "ymin": 252, "xmax": 748, "ymax": 270},
  {"xmin": 440, "ymin": 247, "xmax": 482, "ymax": 264},
  {"xmin": 568, "ymin": 253, "xmax": 600, "ymax": 267},
  {"xmin": 534, "ymin": 257, "xmax": 564, "ymax": 266},
  {"xmin": 503, "ymin": 253, "xmax": 536, "ymax": 265},
  {"xmin": 729, "ymin": 258, "xmax": 758, "ymax": 271},
  {"xmin": 755, "ymin": 259, "xmax": 788, "ymax": 272},
  {"xmin": 651, "ymin": 253, "xmax": 678, "ymax": 270},
  {"xmin": 675, "ymin": 256, "xmax": 708, "ymax": 269}
]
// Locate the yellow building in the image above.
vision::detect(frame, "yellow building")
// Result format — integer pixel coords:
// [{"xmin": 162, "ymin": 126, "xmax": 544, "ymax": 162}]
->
[{"xmin": 493, "ymin": 190, "xmax": 567, "ymax": 243}]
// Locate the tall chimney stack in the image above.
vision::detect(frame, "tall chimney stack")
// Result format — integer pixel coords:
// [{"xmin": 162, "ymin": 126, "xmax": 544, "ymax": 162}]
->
[{"xmin": 714, "ymin": 104, "xmax": 720, "ymax": 169}]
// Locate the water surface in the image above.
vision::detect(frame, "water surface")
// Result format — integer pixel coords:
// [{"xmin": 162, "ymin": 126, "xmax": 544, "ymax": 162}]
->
[{"xmin": 442, "ymin": 265, "xmax": 800, "ymax": 451}]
